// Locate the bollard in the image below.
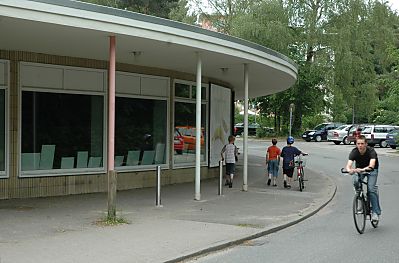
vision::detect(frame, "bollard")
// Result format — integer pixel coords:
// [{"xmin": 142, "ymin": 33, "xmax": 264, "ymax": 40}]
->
[
  {"xmin": 218, "ymin": 160, "xmax": 223, "ymax": 195},
  {"xmin": 156, "ymin": 165, "xmax": 162, "ymax": 207}
]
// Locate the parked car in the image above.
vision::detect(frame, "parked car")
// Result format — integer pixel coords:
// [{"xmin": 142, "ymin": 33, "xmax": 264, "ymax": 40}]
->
[
  {"xmin": 361, "ymin": 125, "xmax": 399, "ymax": 147},
  {"xmin": 234, "ymin": 123, "xmax": 259, "ymax": 136},
  {"xmin": 174, "ymin": 128, "xmax": 184, "ymax": 154},
  {"xmin": 327, "ymin": 124, "xmax": 352, "ymax": 145},
  {"xmin": 386, "ymin": 129, "xmax": 399, "ymax": 149},
  {"xmin": 175, "ymin": 126, "xmax": 205, "ymax": 151},
  {"xmin": 302, "ymin": 122, "xmax": 343, "ymax": 142}
]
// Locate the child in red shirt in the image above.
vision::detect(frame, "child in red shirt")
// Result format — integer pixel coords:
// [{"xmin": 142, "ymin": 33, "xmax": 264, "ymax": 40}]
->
[{"xmin": 266, "ymin": 138, "xmax": 281, "ymax": 186}]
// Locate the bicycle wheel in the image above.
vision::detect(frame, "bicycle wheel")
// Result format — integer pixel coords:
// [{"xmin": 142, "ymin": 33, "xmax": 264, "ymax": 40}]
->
[
  {"xmin": 371, "ymin": 218, "xmax": 379, "ymax": 228},
  {"xmin": 300, "ymin": 167, "xmax": 305, "ymax": 189},
  {"xmin": 353, "ymin": 195, "xmax": 366, "ymax": 234},
  {"xmin": 299, "ymin": 175, "xmax": 303, "ymax": 192}
]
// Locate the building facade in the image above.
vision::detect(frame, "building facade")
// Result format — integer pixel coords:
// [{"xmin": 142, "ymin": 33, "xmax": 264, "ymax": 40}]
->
[{"xmin": 0, "ymin": 0, "xmax": 297, "ymax": 199}]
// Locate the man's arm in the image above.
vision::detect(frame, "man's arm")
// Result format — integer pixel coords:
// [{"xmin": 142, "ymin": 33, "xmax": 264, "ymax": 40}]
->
[{"xmin": 346, "ymin": 159, "xmax": 354, "ymax": 174}]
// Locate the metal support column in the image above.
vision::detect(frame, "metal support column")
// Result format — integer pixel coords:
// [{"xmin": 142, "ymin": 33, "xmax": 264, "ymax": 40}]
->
[
  {"xmin": 243, "ymin": 64, "xmax": 249, "ymax": 192},
  {"xmin": 195, "ymin": 52, "xmax": 202, "ymax": 201}
]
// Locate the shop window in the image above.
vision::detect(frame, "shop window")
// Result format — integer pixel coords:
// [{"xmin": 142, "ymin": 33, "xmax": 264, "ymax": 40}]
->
[
  {"xmin": 115, "ymin": 97, "xmax": 167, "ymax": 167},
  {"xmin": 174, "ymin": 102, "xmax": 206, "ymax": 164},
  {"xmin": 21, "ymin": 91, "xmax": 104, "ymax": 172}
]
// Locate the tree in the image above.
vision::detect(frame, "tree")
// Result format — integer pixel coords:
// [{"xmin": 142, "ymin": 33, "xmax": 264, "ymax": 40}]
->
[{"xmin": 80, "ymin": 0, "xmax": 180, "ymax": 19}]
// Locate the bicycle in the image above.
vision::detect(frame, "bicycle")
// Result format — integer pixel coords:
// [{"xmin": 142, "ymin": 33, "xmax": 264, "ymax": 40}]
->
[
  {"xmin": 294, "ymin": 154, "xmax": 307, "ymax": 192},
  {"xmin": 341, "ymin": 168, "xmax": 379, "ymax": 234}
]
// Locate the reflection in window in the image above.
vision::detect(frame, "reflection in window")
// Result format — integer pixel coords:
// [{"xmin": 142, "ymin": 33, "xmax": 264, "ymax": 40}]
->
[
  {"xmin": 21, "ymin": 91, "xmax": 104, "ymax": 171},
  {"xmin": 174, "ymin": 102, "xmax": 206, "ymax": 164},
  {"xmin": 115, "ymin": 97, "xmax": 167, "ymax": 167},
  {"xmin": 175, "ymin": 83, "xmax": 190, "ymax": 98},
  {"xmin": 0, "ymin": 89, "xmax": 4, "ymax": 172}
]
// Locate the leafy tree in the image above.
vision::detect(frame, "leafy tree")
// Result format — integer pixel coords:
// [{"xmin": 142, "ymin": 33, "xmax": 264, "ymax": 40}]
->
[
  {"xmin": 169, "ymin": 0, "xmax": 197, "ymax": 24},
  {"xmin": 80, "ymin": 0, "xmax": 179, "ymax": 18}
]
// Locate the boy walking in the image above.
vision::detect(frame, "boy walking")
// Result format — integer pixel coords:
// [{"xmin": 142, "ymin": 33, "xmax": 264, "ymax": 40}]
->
[
  {"xmin": 281, "ymin": 136, "xmax": 307, "ymax": 189},
  {"xmin": 266, "ymin": 138, "xmax": 281, "ymax": 186},
  {"xmin": 221, "ymin": 135, "xmax": 238, "ymax": 188}
]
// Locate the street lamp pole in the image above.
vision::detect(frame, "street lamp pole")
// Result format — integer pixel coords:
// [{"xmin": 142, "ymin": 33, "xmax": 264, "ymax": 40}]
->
[{"xmin": 289, "ymin": 103, "xmax": 294, "ymax": 137}]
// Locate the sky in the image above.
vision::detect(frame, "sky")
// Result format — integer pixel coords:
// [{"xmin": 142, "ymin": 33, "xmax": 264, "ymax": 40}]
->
[{"xmin": 387, "ymin": 0, "xmax": 399, "ymax": 12}]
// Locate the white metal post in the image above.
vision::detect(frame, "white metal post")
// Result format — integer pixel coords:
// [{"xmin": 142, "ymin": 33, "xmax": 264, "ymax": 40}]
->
[
  {"xmin": 195, "ymin": 53, "xmax": 202, "ymax": 201},
  {"xmin": 243, "ymin": 64, "xmax": 248, "ymax": 191}
]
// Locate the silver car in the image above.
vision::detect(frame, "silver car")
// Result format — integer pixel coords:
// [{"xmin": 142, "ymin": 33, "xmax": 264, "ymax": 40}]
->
[{"xmin": 327, "ymin": 124, "xmax": 352, "ymax": 145}]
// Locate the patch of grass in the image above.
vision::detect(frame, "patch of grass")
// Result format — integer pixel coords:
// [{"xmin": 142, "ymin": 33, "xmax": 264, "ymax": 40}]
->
[{"xmin": 95, "ymin": 215, "xmax": 130, "ymax": 227}]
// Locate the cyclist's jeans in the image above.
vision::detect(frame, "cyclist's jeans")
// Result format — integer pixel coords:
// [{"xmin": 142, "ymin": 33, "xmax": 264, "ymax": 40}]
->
[{"xmin": 352, "ymin": 169, "xmax": 381, "ymax": 215}]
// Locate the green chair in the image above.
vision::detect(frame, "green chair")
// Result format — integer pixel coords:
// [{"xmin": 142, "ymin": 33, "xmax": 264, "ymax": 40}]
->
[
  {"xmin": 76, "ymin": 151, "xmax": 88, "ymax": 168},
  {"xmin": 88, "ymin": 156, "xmax": 102, "ymax": 168},
  {"xmin": 115, "ymin": 155, "xmax": 125, "ymax": 167},
  {"xmin": 61, "ymin": 157, "xmax": 75, "ymax": 169},
  {"xmin": 126, "ymin": 150, "xmax": 140, "ymax": 166},
  {"xmin": 154, "ymin": 143, "xmax": 165, "ymax": 164},
  {"xmin": 21, "ymin": 153, "xmax": 41, "ymax": 171},
  {"xmin": 39, "ymin": 144, "xmax": 55, "ymax": 170},
  {"xmin": 141, "ymin": 150, "xmax": 155, "ymax": 165}
]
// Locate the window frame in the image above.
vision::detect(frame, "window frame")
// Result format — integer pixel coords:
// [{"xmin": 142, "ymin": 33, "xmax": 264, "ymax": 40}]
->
[
  {"xmin": 18, "ymin": 62, "xmax": 107, "ymax": 177},
  {"xmin": 0, "ymin": 60, "xmax": 9, "ymax": 178},
  {"xmin": 172, "ymin": 79, "xmax": 209, "ymax": 168},
  {"xmin": 114, "ymin": 92, "xmax": 170, "ymax": 172}
]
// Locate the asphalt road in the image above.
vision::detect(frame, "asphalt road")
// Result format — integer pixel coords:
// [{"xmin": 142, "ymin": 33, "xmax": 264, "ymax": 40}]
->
[{"xmin": 189, "ymin": 140, "xmax": 399, "ymax": 263}]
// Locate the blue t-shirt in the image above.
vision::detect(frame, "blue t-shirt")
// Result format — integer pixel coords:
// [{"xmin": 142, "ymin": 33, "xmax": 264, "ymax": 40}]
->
[{"xmin": 281, "ymin": 146, "xmax": 301, "ymax": 169}]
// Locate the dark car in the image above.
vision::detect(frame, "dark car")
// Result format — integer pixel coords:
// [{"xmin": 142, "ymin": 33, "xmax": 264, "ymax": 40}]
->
[
  {"xmin": 386, "ymin": 129, "xmax": 399, "ymax": 149},
  {"xmin": 234, "ymin": 123, "xmax": 259, "ymax": 136},
  {"xmin": 302, "ymin": 122, "xmax": 343, "ymax": 142}
]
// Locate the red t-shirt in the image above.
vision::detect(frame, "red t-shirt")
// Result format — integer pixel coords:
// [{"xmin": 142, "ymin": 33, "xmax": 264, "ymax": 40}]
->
[{"xmin": 267, "ymin": 145, "xmax": 281, "ymax": 160}]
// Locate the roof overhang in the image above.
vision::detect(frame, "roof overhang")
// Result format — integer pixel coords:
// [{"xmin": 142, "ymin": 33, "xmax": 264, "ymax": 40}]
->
[{"xmin": 0, "ymin": 0, "xmax": 298, "ymax": 99}]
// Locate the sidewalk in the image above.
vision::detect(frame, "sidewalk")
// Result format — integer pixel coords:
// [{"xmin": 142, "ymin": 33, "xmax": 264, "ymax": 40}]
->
[{"xmin": 0, "ymin": 154, "xmax": 336, "ymax": 263}]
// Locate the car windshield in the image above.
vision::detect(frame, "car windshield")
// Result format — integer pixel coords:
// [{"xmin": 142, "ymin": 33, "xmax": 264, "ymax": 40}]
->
[
  {"xmin": 337, "ymin": 125, "xmax": 348, "ymax": 130},
  {"xmin": 313, "ymin": 124, "xmax": 327, "ymax": 130}
]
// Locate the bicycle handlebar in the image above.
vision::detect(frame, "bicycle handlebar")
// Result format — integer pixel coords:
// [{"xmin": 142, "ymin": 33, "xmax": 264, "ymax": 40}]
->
[{"xmin": 340, "ymin": 167, "xmax": 374, "ymax": 174}]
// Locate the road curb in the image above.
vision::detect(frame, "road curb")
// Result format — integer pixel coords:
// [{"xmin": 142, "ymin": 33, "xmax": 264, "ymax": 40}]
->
[{"xmin": 167, "ymin": 172, "xmax": 337, "ymax": 263}]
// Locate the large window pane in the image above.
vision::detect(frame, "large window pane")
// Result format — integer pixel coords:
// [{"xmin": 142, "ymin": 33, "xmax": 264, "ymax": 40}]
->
[
  {"xmin": 115, "ymin": 97, "xmax": 167, "ymax": 167},
  {"xmin": 0, "ymin": 89, "xmax": 4, "ymax": 171},
  {"xmin": 21, "ymin": 91, "xmax": 104, "ymax": 171},
  {"xmin": 174, "ymin": 102, "xmax": 206, "ymax": 164}
]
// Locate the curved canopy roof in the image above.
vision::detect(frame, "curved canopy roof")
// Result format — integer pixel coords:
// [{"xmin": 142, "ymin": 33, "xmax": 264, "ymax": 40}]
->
[{"xmin": 0, "ymin": 0, "xmax": 298, "ymax": 99}]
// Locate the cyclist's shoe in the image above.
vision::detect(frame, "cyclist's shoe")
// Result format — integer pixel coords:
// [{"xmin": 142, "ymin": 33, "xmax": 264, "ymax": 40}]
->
[
  {"xmin": 284, "ymin": 180, "xmax": 287, "ymax": 188},
  {"xmin": 371, "ymin": 213, "xmax": 379, "ymax": 222},
  {"xmin": 267, "ymin": 179, "xmax": 271, "ymax": 186}
]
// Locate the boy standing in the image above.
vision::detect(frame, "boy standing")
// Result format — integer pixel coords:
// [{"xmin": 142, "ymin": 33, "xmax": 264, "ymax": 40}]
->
[
  {"xmin": 266, "ymin": 138, "xmax": 281, "ymax": 186},
  {"xmin": 221, "ymin": 135, "xmax": 238, "ymax": 188},
  {"xmin": 281, "ymin": 136, "xmax": 307, "ymax": 189}
]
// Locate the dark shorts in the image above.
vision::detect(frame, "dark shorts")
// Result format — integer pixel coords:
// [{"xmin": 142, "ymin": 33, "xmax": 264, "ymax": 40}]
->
[
  {"xmin": 226, "ymin": 163, "xmax": 235, "ymax": 175},
  {"xmin": 283, "ymin": 168, "xmax": 294, "ymax": 178}
]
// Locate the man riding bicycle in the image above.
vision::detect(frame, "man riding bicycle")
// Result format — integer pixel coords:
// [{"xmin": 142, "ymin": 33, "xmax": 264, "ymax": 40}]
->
[{"xmin": 345, "ymin": 135, "xmax": 381, "ymax": 222}]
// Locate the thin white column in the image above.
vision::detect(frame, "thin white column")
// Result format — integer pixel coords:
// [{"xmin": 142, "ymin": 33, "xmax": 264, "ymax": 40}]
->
[
  {"xmin": 243, "ymin": 64, "xmax": 249, "ymax": 191},
  {"xmin": 108, "ymin": 35, "xmax": 116, "ymax": 171},
  {"xmin": 195, "ymin": 53, "xmax": 202, "ymax": 201}
]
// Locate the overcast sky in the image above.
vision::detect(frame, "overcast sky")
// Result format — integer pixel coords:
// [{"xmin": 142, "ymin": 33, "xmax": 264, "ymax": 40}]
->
[{"xmin": 386, "ymin": 0, "xmax": 399, "ymax": 11}]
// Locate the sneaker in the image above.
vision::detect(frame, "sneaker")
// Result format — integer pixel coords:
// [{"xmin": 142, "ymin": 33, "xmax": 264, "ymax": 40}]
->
[
  {"xmin": 287, "ymin": 185, "xmax": 291, "ymax": 189},
  {"xmin": 284, "ymin": 180, "xmax": 287, "ymax": 188},
  {"xmin": 267, "ymin": 179, "xmax": 271, "ymax": 186},
  {"xmin": 371, "ymin": 213, "xmax": 379, "ymax": 221},
  {"xmin": 273, "ymin": 184, "xmax": 277, "ymax": 187},
  {"xmin": 229, "ymin": 182, "xmax": 233, "ymax": 188}
]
